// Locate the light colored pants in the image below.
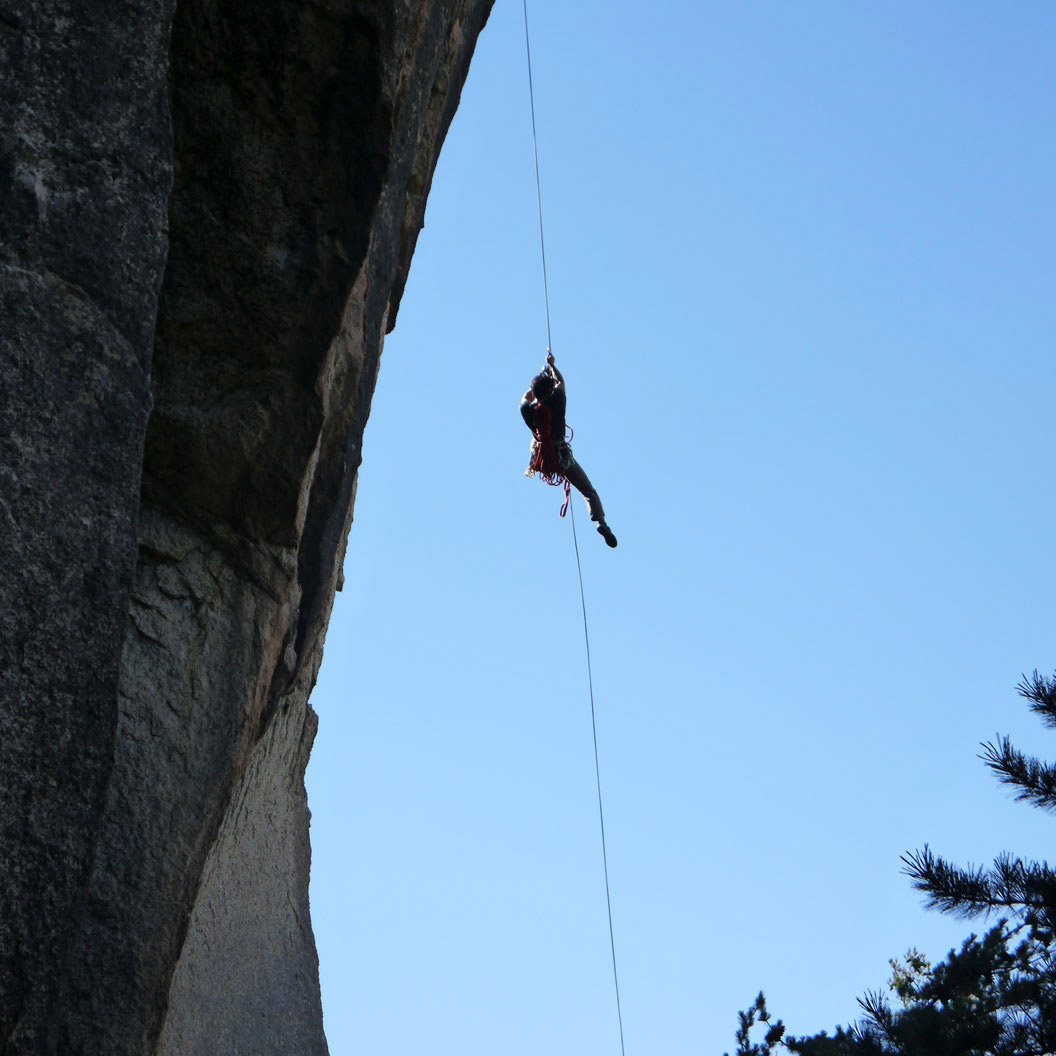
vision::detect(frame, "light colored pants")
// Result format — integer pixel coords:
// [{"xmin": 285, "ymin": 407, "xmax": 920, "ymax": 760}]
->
[{"xmin": 564, "ymin": 456, "xmax": 605, "ymax": 522}]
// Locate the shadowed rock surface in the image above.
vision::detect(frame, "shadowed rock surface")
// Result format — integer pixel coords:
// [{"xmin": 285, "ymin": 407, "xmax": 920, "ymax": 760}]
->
[
  {"xmin": 0, "ymin": 2, "xmax": 174, "ymax": 1051},
  {"xmin": 0, "ymin": 0, "xmax": 493, "ymax": 1053}
]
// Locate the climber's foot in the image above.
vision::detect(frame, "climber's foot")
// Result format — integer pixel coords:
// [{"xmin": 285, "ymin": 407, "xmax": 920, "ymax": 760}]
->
[{"xmin": 597, "ymin": 523, "xmax": 618, "ymax": 548}]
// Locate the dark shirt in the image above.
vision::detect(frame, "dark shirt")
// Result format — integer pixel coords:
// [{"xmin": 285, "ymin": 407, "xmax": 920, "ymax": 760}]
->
[{"xmin": 520, "ymin": 386, "xmax": 567, "ymax": 441}]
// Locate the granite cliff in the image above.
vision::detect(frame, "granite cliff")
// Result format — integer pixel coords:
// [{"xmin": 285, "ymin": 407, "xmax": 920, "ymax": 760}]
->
[{"xmin": 0, "ymin": 1, "xmax": 494, "ymax": 1052}]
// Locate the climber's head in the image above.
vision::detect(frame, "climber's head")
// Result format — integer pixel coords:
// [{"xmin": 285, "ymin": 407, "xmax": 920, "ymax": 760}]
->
[{"xmin": 531, "ymin": 372, "xmax": 555, "ymax": 400}]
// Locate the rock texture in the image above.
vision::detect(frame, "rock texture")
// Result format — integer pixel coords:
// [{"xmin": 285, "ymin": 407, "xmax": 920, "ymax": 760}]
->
[
  {"xmin": 157, "ymin": 696, "xmax": 323, "ymax": 1056},
  {"xmin": 0, "ymin": 0, "xmax": 493, "ymax": 1053},
  {"xmin": 0, "ymin": 2, "xmax": 175, "ymax": 1051}
]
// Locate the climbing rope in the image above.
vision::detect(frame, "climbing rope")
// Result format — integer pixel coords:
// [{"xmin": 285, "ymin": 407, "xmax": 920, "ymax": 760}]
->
[
  {"xmin": 521, "ymin": 5, "xmax": 627, "ymax": 1055},
  {"xmin": 521, "ymin": 0, "xmax": 553, "ymax": 354},
  {"xmin": 570, "ymin": 501, "xmax": 628, "ymax": 1056}
]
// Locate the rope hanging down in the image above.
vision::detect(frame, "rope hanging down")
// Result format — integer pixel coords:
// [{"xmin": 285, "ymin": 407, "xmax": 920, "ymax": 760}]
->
[
  {"xmin": 570, "ymin": 501, "xmax": 628, "ymax": 1056},
  {"xmin": 521, "ymin": 5, "xmax": 627, "ymax": 1055}
]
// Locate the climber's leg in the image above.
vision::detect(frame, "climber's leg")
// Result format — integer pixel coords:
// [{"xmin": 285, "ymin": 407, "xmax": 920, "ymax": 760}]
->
[{"xmin": 563, "ymin": 457, "xmax": 605, "ymax": 523}]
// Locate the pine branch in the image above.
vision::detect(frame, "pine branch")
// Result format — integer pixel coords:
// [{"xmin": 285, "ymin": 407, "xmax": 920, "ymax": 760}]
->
[
  {"xmin": 982, "ymin": 736, "xmax": 1056, "ymax": 812},
  {"xmin": 902, "ymin": 845, "xmax": 1003, "ymax": 918},
  {"xmin": 1016, "ymin": 670, "xmax": 1056, "ymax": 730},
  {"xmin": 855, "ymin": 990, "xmax": 894, "ymax": 1042},
  {"xmin": 905, "ymin": 846, "xmax": 1056, "ymax": 933},
  {"xmin": 990, "ymin": 853, "xmax": 1056, "ymax": 921}
]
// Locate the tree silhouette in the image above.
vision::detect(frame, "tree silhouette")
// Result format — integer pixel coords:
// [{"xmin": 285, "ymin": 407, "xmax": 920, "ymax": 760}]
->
[{"xmin": 727, "ymin": 671, "xmax": 1056, "ymax": 1056}]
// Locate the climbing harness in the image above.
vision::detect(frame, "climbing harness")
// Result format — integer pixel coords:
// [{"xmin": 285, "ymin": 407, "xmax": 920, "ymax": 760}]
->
[
  {"xmin": 527, "ymin": 399, "xmax": 567, "ymax": 482},
  {"xmin": 527, "ymin": 432, "xmax": 572, "ymax": 515},
  {"xmin": 521, "ymin": 3, "xmax": 628, "ymax": 1054}
]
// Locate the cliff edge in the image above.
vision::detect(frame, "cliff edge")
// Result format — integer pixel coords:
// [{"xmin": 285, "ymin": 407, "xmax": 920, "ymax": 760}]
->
[{"xmin": 0, "ymin": 1, "xmax": 493, "ymax": 1052}]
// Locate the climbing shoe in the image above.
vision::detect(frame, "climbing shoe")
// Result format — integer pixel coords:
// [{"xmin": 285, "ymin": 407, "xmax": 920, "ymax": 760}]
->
[{"xmin": 597, "ymin": 523, "xmax": 618, "ymax": 548}]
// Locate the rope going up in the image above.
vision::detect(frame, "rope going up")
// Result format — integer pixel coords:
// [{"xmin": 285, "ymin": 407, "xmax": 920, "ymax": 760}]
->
[
  {"xmin": 520, "ymin": 5, "xmax": 627, "ymax": 1055},
  {"xmin": 521, "ymin": 0, "xmax": 553, "ymax": 355}
]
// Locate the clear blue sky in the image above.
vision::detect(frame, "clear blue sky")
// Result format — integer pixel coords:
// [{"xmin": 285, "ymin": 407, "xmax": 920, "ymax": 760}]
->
[{"xmin": 306, "ymin": 3, "xmax": 1056, "ymax": 1053}]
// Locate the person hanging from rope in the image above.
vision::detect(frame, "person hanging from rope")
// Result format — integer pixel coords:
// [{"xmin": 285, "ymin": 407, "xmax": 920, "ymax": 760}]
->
[{"xmin": 521, "ymin": 352, "xmax": 617, "ymax": 548}]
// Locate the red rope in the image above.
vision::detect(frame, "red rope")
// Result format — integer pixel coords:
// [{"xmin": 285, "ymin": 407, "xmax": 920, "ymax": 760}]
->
[
  {"xmin": 528, "ymin": 404, "xmax": 575, "ymax": 515},
  {"xmin": 530, "ymin": 402, "xmax": 564, "ymax": 482},
  {"xmin": 560, "ymin": 479, "xmax": 571, "ymax": 517}
]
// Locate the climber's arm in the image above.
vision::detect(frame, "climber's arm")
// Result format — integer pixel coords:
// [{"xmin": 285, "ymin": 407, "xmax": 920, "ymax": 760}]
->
[{"xmin": 546, "ymin": 352, "xmax": 565, "ymax": 390}]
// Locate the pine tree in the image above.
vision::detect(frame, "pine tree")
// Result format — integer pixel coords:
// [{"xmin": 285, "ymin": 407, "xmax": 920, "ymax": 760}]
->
[{"xmin": 727, "ymin": 671, "xmax": 1056, "ymax": 1056}]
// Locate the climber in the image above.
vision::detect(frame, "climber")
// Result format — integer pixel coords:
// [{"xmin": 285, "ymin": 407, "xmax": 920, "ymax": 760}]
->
[{"xmin": 521, "ymin": 352, "xmax": 617, "ymax": 548}]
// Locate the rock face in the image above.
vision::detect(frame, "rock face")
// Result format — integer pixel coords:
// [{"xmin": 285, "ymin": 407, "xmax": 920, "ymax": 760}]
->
[
  {"xmin": 0, "ymin": 1, "xmax": 493, "ymax": 1053},
  {"xmin": 0, "ymin": 3, "xmax": 176, "ymax": 1051}
]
